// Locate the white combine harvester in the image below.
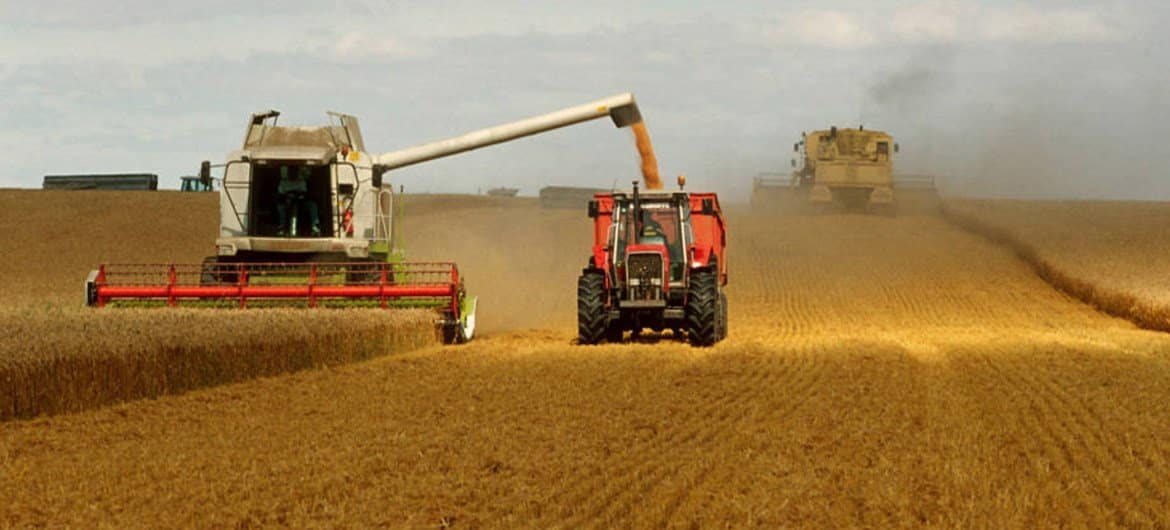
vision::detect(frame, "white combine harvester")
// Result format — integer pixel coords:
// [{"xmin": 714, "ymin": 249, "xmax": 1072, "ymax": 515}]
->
[{"xmin": 86, "ymin": 93, "xmax": 645, "ymax": 343}]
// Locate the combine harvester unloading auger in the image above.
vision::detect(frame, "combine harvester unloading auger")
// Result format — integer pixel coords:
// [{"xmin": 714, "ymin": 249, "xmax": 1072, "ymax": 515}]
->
[{"xmin": 86, "ymin": 93, "xmax": 647, "ymax": 343}]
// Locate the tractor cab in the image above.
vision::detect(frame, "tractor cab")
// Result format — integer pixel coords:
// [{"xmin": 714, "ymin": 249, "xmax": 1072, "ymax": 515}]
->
[
  {"xmin": 180, "ymin": 176, "xmax": 214, "ymax": 192},
  {"xmin": 598, "ymin": 183, "xmax": 694, "ymax": 306},
  {"xmin": 616, "ymin": 195, "xmax": 688, "ymax": 284}
]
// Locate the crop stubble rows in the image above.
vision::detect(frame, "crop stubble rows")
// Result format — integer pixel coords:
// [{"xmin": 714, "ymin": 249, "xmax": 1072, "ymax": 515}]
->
[{"xmin": 2, "ymin": 194, "xmax": 1170, "ymax": 527}]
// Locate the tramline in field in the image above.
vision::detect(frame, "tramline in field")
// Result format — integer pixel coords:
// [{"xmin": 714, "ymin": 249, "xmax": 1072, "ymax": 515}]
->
[{"xmin": 86, "ymin": 93, "xmax": 648, "ymax": 343}]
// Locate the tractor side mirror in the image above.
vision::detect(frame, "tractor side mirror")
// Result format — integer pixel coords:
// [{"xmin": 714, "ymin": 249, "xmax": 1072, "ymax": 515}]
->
[
  {"xmin": 199, "ymin": 160, "xmax": 212, "ymax": 187},
  {"xmin": 338, "ymin": 183, "xmax": 355, "ymax": 196},
  {"xmin": 793, "ymin": 142, "xmax": 799, "ymax": 153},
  {"xmin": 700, "ymin": 198, "xmax": 715, "ymax": 215},
  {"xmin": 587, "ymin": 200, "xmax": 600, "ymax": 218},
  {"xmin": 894, "ymin": 143, "xmax": 900, "ymax": 153}
]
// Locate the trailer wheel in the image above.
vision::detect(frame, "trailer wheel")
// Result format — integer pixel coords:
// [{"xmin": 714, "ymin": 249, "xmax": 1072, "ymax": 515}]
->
[
  {"xmin": 577, "ymin": 271, "xmax": 608, "ymax": 344},
  {"xmin": 686, "ymin": 269, "xmax": 719, "ymax": 346}
]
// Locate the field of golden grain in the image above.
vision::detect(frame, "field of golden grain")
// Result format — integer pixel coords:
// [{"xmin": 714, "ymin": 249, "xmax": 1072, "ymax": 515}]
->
[
  {"xmin": 943, "ymin": 199, "xmax": 1170, "ymax": 331},
  {"xmin": 0, "ymin": 307, "xmax": 436, "ymax": 420},
  {"xmin": 3, "ymin": 191, "xmax": 1170, "ymax": 527},
  {"xmin": 0, "ymin": 190, "xmax": 438, "ymax": 419}
]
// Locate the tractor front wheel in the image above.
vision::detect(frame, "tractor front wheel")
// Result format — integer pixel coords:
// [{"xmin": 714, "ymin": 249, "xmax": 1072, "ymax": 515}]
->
[
  {"xmin": 686, "ymin": 269, "xmax": 720, "ymax": 346},
  {"xmin": 577, "ymin": 271, "xmax": 608, "ymax": 344}
]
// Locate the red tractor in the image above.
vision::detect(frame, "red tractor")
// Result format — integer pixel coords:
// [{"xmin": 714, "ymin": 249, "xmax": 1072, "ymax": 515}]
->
[{"xmin": 578, "ymin": 181, "xmax": 728, "ymax": 346}]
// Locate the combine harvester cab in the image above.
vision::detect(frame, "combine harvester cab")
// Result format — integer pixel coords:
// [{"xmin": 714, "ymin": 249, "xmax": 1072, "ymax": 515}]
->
[
  {"xmin": 86, "ymin": 94, "xmax": 648, "ymax": 344},
  {"xmin": 578, "ymin": 178, "xmax": 728, "ymax": 346},
  {"xmin": 802, "ymin": 126, "xmax": 896, "ymax": 210}
]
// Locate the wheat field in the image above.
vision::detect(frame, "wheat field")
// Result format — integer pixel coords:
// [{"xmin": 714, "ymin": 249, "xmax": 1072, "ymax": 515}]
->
[
  {"xmin": 3, "ymin": 192, "xmax": 1170, "ymax": 527},
  {"xmin": 0, "ymin": 307, "xmax": 437, "ymax": 420},
  {"xmin": 0, "ymin": 191, "xmax": 438, "ymax": 420},
  {"xmin": 944, "ymin": 199, "xmax": 1170, "ymax": 331}
]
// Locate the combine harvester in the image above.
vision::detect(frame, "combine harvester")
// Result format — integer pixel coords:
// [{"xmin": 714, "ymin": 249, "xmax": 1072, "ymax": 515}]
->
[
  {"xmin": 752, "ymin": 126, "xmax": 935, "ymax": 213},
  {"xmin": 86, "ymin": 93, "xmax": 646, "ymax": 343},
  {"xmin": 578, "ymin": 177, "xmax": 729, "ymax": 347}
]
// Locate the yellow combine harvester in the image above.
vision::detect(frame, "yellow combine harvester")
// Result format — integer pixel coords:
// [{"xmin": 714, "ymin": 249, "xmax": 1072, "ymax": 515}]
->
[{"xmin": 752, "ymin": 126, "xmax": 934, "ymax": 213}]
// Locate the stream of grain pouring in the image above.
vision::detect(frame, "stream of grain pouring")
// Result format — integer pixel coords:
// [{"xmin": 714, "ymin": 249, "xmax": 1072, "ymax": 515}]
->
[{"xmin": 632, "ymin": 121, "xmax": 663, "ymax": 189}]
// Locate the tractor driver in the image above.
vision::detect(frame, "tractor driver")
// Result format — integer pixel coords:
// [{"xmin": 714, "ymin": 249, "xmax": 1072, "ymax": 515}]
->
[
  {"xmin": 639, "ymin": 214, "xmax": 667, "ymax": 245},
  {"xmin": 639, "ymin": 212, "xmax": 685, "ymax": 280},
  {"xmin": 276, "ymin": 166, "xmax": 322, "ymax": 237}
]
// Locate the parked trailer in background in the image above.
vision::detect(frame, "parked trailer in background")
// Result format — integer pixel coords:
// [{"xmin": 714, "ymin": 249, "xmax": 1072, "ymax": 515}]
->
[
  {"xmin": 43, "ymin": 174, "xmax": 158, "ymax": 191},
  {"xmin": 486, "ymin": 187, "xmax": 519, "ymax": 197},
  {"xmin": 180, "ymin": 176, "xmax": 215, "ymax": 192}
]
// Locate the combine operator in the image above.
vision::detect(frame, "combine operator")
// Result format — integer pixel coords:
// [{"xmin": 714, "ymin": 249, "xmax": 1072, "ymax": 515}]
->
[{"xmin": 276, "ymin": 166, "xmax": 321, "ymax": 237}]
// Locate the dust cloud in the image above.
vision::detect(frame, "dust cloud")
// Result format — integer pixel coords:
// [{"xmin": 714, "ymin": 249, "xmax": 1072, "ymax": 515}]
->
[{"xmin": 864, "ymin": 43, "xmax": 1170, "ymax": 200}]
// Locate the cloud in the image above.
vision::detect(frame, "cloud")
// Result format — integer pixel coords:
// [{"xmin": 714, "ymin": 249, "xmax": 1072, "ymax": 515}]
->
[
  {"xmin": 761, "ymin": 10, "xmax": 878, "ymax": 49},
  {"xmin": 0, "ymin": 1, "xmax": 1165, "ymax": 201},
  {"xmin": 0, "ymin": 18, "xmax": 427, "ymax": 67},
  {"xmin": 758, "ymin": 2, "xmax": 1122, "ymax": 49},
  {"xmin": 976, "ymin": 5, "xmax": 1119, "ymax": 42},
  {"xmin": 890, "ymin": 2, "xmax": 968, "ymax": 43},
  {"xmin": 321, "ymin": 32, "xmax": 426, "ymax": 61}
]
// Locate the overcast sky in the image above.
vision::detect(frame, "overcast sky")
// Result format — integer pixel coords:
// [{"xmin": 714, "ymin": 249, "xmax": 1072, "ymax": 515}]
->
[{"xmin": 2, "ymin": 1, "xmax": 1166, "ymax": 200}]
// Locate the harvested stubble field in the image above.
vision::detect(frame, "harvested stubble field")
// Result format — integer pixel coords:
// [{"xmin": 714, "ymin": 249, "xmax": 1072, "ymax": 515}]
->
[{"xmin": 3, "ymin": 191, "xmax": 1170, "ymax": 528}]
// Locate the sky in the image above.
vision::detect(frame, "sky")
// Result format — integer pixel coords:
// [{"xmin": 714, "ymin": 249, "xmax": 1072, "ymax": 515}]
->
[{"xmin": 2, "ymin": 0, "xmax": 1167, "ymax": 201}]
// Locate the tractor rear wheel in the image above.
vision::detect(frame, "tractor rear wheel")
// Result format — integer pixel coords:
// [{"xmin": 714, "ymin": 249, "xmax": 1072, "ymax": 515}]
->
[
  {"xmin": 686, "ymin": 269, "xmax": 719, "ymax": 346},
  {"xmin": 718, "ymin": 291, "xmax": 729, "ymax": 340},
  {"xmin": 577, "ymin": 271, "xmax": 608, "ymax": 344}
]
